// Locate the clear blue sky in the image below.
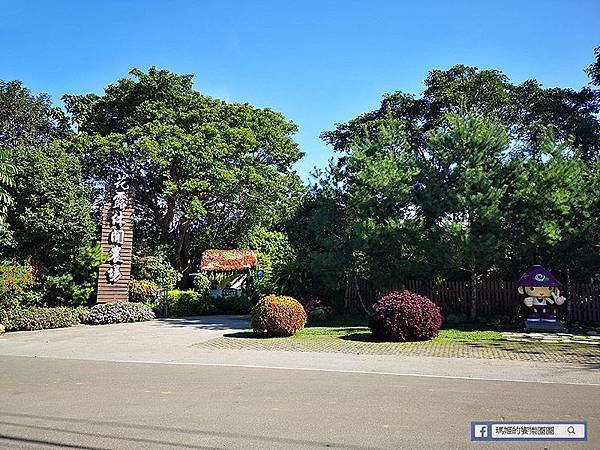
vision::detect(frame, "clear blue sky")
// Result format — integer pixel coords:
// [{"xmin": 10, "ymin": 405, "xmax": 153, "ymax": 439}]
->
[{"xmin": 1, "ymin": 0, "xmax": 598, "ymax": 180}]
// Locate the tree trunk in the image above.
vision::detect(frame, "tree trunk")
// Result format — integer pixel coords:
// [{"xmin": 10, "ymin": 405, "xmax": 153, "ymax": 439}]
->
[
  {"xmin": 566, "ymin": 267, "xmax": 572, "ymax": 323},
  {"xmin": 470, "ymin": 272, "xmax": 478, "ymax": 321}
]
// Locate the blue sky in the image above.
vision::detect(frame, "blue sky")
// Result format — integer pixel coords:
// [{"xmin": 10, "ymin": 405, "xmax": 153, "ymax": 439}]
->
[{"xmin": 1, "ymin": 1, "xmax": 598, "ymax": 180}]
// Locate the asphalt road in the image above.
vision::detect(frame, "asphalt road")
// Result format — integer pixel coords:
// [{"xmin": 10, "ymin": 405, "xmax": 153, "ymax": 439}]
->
[{"xmin": 1, "ymin": 356, "xmax": 598, "ymax": 449}]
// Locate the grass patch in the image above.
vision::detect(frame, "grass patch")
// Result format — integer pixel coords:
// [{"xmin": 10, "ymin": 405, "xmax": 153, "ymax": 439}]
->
[
  {"xmin": 435, "ymin": 328, "xmax": 503, "ymax": 342},
  {"xmin": 297, "ymin": 317, "xmax": 504, "ymax": 342},
  {"xmin": 297, "ymin": 326, "xmax": 368, "ymax": 337}
]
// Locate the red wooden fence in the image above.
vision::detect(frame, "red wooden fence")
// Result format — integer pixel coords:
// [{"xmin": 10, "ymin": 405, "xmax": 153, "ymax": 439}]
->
[{"xmin": 345, "ymin": 279, "xmax": 600, "ymax": 323}]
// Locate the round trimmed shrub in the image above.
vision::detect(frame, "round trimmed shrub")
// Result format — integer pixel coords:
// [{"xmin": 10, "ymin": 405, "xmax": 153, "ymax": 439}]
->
[
  {"xmin": 369, "ymin": 290, "xmax": 442, "ymax": 342},
  {"xmin": 251, "ymin": 295, "xmax": 307, "ymax": 337},
  {"xmin": 87, "ymin": 302, "xmax": 155, "ymax": 325}
]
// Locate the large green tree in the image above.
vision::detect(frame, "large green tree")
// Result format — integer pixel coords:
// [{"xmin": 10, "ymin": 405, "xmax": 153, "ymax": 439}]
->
[
  {"xmin": 0, "ymin": 80, "xmax": 98, "ymax": 305},
  {"xmin": 425, "ymin": 111, "xmax": 510, "ymax": 318},
  {"xmin": 503, "ymin": 130, "xmax": 597, "ymax": 281},
  {"xmin": 65, "ymin": 68, "xmax": 304, "ymax": 271},
  {"xmin": 0, "ymin": 80, "xmax": 70, "ymax": 149}
]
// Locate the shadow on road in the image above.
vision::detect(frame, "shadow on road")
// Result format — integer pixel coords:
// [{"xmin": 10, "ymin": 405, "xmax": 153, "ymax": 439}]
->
[
  {"xmin": 0, "ymin": 412, "xmax": 369, "ymax": 449},
  {"xmin": 154, "ymin": 315, "xmax": 251, "ymax": 331}
]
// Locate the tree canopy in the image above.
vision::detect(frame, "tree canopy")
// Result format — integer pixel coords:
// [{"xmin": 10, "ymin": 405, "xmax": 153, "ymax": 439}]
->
[
  {"xmin": 321, "ymin": 64, "xmax": 600, "ymax": 163},
  {"xmin": 290, "ymin": 57, "xmax": 600, "ymax": 305},
  {"xmin": 65, "ymin": 67, "xmax": 304, "ymax": 271}
]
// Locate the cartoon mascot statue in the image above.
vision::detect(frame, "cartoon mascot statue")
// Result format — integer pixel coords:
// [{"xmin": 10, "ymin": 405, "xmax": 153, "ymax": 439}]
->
[{"xmin": 517, "ymin": 265, "xmax": 566, "ymax": 331}]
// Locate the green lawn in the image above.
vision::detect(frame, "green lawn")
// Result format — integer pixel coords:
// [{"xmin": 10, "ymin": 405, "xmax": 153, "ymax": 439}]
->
[{"xmin": 298, "ymin": 317, "xmax": 504, "ymax": 343}]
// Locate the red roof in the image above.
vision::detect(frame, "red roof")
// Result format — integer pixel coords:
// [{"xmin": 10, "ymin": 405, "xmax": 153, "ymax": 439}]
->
[{"xmin": 200, "ymin": 249, "xmax": 258, "ymax": 271}]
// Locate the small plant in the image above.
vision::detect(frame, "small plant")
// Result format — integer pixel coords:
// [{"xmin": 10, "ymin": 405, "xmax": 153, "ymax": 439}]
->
[
  {"xmin": 192, "ymin": 274, "xmax": 211, "ymax": 296},
  {"xmin": 298, "ymin": 294, "xmax": 323, "ymax": 314},
  {"xmin": 75, "ymin": 306, "xmax": 90, "ymax": 323},
  {"xmin": 132, "ymin": 253, "xmax": 181, "ymax": 290},
  {"xmin": 369, "ymin": 290, "xmax": 442, "ymax": 342},
  {"xmin": 87, "ymin": 302, "xmax": 155, "ymax": 325},
  {"xmin": 129, "ymin": 280, "xmax": 159, "ymax": 303},
  {"xmin": 251, "ymin": 295, "xmax": 307, "ymax": 337}
]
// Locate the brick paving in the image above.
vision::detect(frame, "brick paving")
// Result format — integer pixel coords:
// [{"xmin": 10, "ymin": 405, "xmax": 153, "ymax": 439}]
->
[{"xmin": 195, "ymin": 333, "xmax": 600, "ymax": 364}]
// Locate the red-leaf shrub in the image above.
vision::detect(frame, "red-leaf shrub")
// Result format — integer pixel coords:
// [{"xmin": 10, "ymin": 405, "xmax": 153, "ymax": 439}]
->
[
  {"xmin": 298, "ymin": 294, "xmax": 322, "ymax": 314},
  {"xmin": 251, "ymin": 295, "xmax": 307, "ymax": 337},
  {"xmin": 369, "ymin": 291, "xmax": 442, "ymax": 342}
]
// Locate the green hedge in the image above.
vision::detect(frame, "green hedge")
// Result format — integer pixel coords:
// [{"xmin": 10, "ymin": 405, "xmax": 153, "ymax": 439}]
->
[{"xmin": 159, "ymin": 290, "xmax": 255, "ymax": 317}]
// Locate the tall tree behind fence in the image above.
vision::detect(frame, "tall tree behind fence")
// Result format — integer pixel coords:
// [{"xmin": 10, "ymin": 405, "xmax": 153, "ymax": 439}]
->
[{"xmin": 345, "ymin": 279, "xmax": 600, "ymax": 323}]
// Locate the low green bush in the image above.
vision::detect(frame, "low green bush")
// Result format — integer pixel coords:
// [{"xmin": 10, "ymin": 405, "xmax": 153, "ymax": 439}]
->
[
  {"xmin": 163, "ymin": 290, "xmax": 211, "ymax": 317},
  {"xmin": 0, "ymin": 306, "xmax": 80, "ymax": 331},
  {"xmin": 213, "ymin": 295, "xmax": 254, "ymax": 314},
  {"xmin": 159, "ymin": 290, "xmax": 255, "ymax": 317}
]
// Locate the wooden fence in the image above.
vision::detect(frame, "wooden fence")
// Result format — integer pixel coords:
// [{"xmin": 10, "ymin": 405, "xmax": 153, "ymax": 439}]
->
[{"xmin": 345, "ymin": 279, "xmax": 600, "ymax": 323}]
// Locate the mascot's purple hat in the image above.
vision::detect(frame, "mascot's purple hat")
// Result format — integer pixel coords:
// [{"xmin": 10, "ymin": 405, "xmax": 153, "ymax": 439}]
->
[{"xmin": 517, "ymin": 265, "xmax": 561, "ymax": 287}]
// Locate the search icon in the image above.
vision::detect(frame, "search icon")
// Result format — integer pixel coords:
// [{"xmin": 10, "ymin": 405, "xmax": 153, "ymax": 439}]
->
[{"xmin": 567, "ymin": 426, "xmax": 576, "ymax": 435}]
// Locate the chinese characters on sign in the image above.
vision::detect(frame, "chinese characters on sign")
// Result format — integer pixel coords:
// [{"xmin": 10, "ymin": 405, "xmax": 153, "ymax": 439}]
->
[
  {"xmin": 96, "ymin": 174, "xmax": 134, "ymax": 303},
  {"xmin": 106, "ymin": 180, "xmax": 128, "ymax": 283}
]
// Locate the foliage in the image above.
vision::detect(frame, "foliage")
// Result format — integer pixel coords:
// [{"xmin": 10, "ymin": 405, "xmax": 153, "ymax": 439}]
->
[
  {"xmin": 192, "ymin": 273, "xmax": 211, "ymax": 296},
  {"xmin": 0, "ymin": 262, "xmax": 35, "ymax": 296},
  {"xmin": 163, "ymin": 290, "xmax": 210, "ymax": 316},
  {"xmin": 294, "ymin": 58, "xmax": 600, "ymax": 305},
  {"xmin": 503, "ymin": 130, "xmax": 594, "ymax": 278},
  {"xmin": 369, "ymin": 291, "xmax": 442, "ymax": 342},
  {"xmin": 251, "ymin": 295, "xmax": 307, "ymax": 337},
  {"xmin": 65, "ymin": 67, "xmax": 304, "ymax": 271},
  {"xmin": 129, "ymin": 280, "xmax": 159, "ymax": 303},
  {"xmin": 200, "ymin": 249, "xmax": 257, "ymax": 271},
  {"xmin": 213, "ymin": 294, "xmax": 255, "ymax": 314},
  {"xmin": 75, "ymin": 306, "xmax": 90, "ymax": 324},
  {"xmin": 132, "ymin": 252, "xmax": 181, "ymax": 290},
  {"xmin": 1, "ymin": 306, "xmax": 80, "ymax": 332},
  {"xmin": 86, "ymin": 302, "xmax": 155, "ymax": 325},
  {"xmin": 241, "ymin": 226, "xmax": 298, "ymax": 296},
  {"xmin": 0, "ymin": 80, "xmax": 69, "ymax": 150},
  {"xmin": 44, "ymin": 243, "xmax": 104, "ymax": 306},
  {"xmin": 425, "ymin": 110, "xmax": 510, "ymax": 318},
  {"xmin": 586, "ymin": 45, "xmax": 600, "ymax": 86},
  {"xmin": 288, "ymin": 121, "xmax": 428, "ymax": 300},
  {"xmin": 0, "ymin": 149, "xmax": 16, "ymax": 237},
  {"xmin": 0, "ymin": 80, "xmax": 97, "ymax": 307},
  {"xmin": 298, "ymin": 294, "xmax": 323, "ymax": 314},
  {"xmin": 3, "ymin": 143, "xmax": 97, "ymax": 304},
  {"xmin": 0, "ymin": 262, "xmax": 42, "ymax": 314},
  {"xmin": 161, "ymin": 290, "xmax": 254, "ymax": 317},
  {"xmin": 322, "ymin": 64, "xmax": 600, "ymax": 163}
]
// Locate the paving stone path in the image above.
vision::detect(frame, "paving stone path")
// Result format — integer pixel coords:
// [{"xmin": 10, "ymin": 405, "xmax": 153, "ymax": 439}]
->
[
  {"xmin": 195, "ymin": 333, "xmax": 600, "ymax": 364},
  {"xmin": 502, "ymin": 331, "xmax": 600, "ymax": 345}
]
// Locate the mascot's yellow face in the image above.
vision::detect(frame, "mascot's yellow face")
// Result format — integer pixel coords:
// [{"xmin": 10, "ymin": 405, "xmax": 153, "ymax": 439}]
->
[{"xmin": 518, "ymin": 286, "xmax": 556, "ymax": 298}]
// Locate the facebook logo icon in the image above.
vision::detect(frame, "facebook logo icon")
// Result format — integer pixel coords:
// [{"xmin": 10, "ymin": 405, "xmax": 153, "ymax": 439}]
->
[{"xmin": 472, "ymin": 423, "xmax": 491, "ymax": 441}]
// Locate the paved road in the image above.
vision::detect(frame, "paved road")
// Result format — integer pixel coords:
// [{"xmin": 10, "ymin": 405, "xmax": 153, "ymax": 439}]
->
[
  {"xmin": 1, "ymin": 317, "xmax": 599, "ymax": 448},
  {"xmin": 2, "ymin": 316, "xmax": 599, "ymax": 385},
  {"xmin": 1, "ymin": 355, "xmax": 598, "ymax": 449}
]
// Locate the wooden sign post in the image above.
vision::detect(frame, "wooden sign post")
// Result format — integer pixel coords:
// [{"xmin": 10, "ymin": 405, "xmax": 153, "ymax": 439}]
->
[{"xmin": 96, "ymin": 176, "xmax": 134, "ymax": 303}]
